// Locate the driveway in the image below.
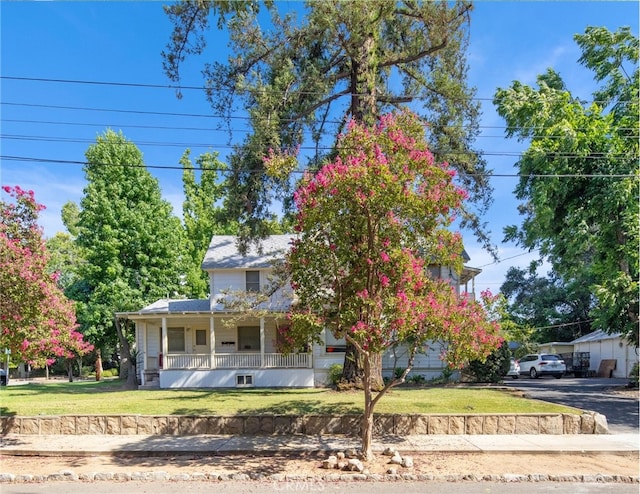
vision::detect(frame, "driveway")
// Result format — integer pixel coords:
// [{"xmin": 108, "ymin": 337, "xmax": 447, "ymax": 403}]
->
[{"xmin": 503, "ymin": 377, "xmax": 639, "ymax": 434}]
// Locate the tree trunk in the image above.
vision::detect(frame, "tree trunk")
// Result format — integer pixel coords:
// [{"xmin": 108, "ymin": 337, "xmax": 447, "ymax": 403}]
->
[
  {"xmin": 95, "ymin": 349, "xmax": 103, "ymax": 381},
  {"xmin": 341, "ymin": 344, "xmax": 384, "ymax": 390},
  {"xmin": 360, "ymin": 352, "xmax": 375, "ymax": 461},
  {"xmin": 67, "ymin": 360, "xmax": 73, "ymax": 383},
  {"xmin": 114, "ymin": 317, "xmax": 138, "ymax": 390}
]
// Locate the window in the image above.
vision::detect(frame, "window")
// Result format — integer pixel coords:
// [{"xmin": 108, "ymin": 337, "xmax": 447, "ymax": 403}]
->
[
  {"xmin": 195, "ymin": 329, "xmax": 206, "ymax": 346},
  {"xmin": 238, "ymin": 326, "xmax": 260, "ymax": 351},
  {"xmin": 167, "ymin": 327, "xmax": 185, "ymax": 352},
  {"xmin": 246, "ymin": 270, "xmax": 260, "ymax": 292},
  {"xmin": 325, "ymin": 328, "xmax": 346, "ymax": 353},
  {"xmin": 236, "ymin": 374, "xmax": 254, "ymax": 387}
]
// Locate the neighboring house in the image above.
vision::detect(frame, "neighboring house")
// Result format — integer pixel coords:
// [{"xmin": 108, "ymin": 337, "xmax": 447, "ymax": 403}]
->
[
  {"xmin": 570, "ymin": 330, "xmax": 638, "ymax": 379},
  {"xmin": 537, "ymin": 342, "xmax": 575, "ymax": 355},
  {"xmin": 117, "ymin": 235, "xmax": 483, "ymax": 389}
]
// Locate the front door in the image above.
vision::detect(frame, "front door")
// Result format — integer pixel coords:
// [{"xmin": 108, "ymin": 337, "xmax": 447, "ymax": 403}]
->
[{"xmin": 193, "ymin": 328, "xmax": 208, "ymax": 354}]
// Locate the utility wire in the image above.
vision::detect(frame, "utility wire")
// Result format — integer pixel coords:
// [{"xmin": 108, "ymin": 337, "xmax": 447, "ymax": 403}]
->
[
  {"xmin": 0, "ymin": 75, "xmax": 628, "ymax": 106},
  {"xmin": 3, "ymin": 101, "xmax": 638, "ymax": 133},
  {"xmin": 1, "ymin": 154, "xmax": 637, "ymax": 179},
  {"xmin": 2, "ymin": 136, "xmax": 638, "ymax": 164},
  {"xmin": 3, "ymin": 118, "xmax": 638, "ymax": 140}
]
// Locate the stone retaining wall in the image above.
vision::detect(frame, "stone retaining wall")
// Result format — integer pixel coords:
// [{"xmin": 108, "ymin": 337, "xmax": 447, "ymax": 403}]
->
[{"xmin": 0, "ymin": 412, "xmax": 608, "ymax": 436}]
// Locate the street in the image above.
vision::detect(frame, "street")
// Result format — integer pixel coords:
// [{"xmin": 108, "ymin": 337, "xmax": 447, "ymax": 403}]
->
[
  {"xmin": 2, "ymin": 481, "xmax": 638, "ymax": 494},
  {"xmin": 503, "ymin": 377, "xmax": 639, "ymax": 433}
]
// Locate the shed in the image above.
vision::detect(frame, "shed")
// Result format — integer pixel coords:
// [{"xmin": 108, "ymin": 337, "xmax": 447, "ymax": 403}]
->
[{"xmin": 570, "ymin": 330, "xmax": 638, "ymax": 378}]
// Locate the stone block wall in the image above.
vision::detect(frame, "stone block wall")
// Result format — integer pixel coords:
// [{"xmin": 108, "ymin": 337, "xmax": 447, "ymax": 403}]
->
[{"xmin": 0, "ymin": 412, "xmax": 607, "ymax": 435}]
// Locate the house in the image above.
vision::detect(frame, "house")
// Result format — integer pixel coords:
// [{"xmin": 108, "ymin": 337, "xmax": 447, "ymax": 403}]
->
[
  {"xmin": 537, "ymin": 342, "xmax": 575, "ymax": 355},
  {"xmin": 570, "ymin": 330, "xmax": 638, "ymax": 379},
  {"xmin": 117, "ymin": 235, "xmax": 483, "ymax": 389}
]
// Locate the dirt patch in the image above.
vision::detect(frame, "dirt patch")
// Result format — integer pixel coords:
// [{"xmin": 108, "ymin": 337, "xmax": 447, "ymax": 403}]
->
[{"xmin": 1, "ymin": 451, "xmax": 638, "ymax": 479}]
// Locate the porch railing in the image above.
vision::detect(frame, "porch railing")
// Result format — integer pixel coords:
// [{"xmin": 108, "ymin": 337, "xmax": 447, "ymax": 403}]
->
[{"xmin": 163, "ymin": 352, "xmax": 311, "ymax": 370}]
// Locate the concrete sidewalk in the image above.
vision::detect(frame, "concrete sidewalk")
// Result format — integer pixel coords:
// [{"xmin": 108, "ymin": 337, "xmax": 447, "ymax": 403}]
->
[{"xmin": 2, "ymin": 433, "xmax": 638, "ymax": 457}]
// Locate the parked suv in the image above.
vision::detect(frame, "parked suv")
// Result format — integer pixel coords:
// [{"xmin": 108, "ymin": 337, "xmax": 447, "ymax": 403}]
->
[{"xmin": 517, "ymin": 354, "xmax": 566, "ymax": 379}]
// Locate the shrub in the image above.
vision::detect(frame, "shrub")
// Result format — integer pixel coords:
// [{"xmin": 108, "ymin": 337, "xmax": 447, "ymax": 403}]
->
[
  {"xmin": 466, "ymin": 342, "xmax": 511, "ymax": 383},
  {"xmin": 327, "ymin": 364, "xmax": 343, "ymax": 386},
  {"xmin": 408, "ymin": 374, "xmax": 426, "ymax": 385}
]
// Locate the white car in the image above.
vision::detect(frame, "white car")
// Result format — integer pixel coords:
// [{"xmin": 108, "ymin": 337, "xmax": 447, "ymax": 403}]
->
[
  {"xmin": 517, "ymin": 354, "xmax": 566, "ymax": 379},
  {"xmin": 506, "ymin": 358, "xmax": 520, "ymax": 379}
]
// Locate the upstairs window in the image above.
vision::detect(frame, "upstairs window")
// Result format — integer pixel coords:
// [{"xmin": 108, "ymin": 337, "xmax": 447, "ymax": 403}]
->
[{"xmin": 246, "ymin": 270, "xmax": 260, "ymax": 292}]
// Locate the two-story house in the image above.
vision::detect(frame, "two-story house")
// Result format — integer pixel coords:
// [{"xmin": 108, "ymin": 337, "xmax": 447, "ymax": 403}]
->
[{"xmin": 117, "ymin": 235, "xmax": 482, "ymax": 389}]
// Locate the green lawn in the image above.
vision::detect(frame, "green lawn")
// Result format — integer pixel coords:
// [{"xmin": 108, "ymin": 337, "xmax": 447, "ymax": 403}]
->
[{"xmin": 0, "ymin": 380, "xmax": 581, "ymax": 416}]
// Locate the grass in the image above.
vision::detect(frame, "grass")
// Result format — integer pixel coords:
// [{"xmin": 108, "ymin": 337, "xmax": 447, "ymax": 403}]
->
[{"xmin": 0, "ymin": 379, "xmax": 581, "ymax": 417}]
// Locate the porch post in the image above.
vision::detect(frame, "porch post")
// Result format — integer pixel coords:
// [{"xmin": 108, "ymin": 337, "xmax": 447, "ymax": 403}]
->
[
  {"xmin": 210, "ymin": 316, "xmax": 216, "ymax": 369},
  {"xmin": 161, "ymin": 317, "xmax": 167, "ymax": 368},
  {"xmin": 139, "ymin": 322, "xmax": 147, "ymax": 384},
  {"xmin": 260, "ymin": 317, "xmax": 265, "ymax": 368}
]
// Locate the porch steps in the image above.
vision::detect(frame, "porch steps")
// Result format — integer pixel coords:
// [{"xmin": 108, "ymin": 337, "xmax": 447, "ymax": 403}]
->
[{"xmin": 140, "ymin": 370, "xmax": 160, "ymax": 389}]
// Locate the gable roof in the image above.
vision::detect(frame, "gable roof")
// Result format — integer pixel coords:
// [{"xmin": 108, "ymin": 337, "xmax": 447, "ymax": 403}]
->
[
  {"xmin": 201, "ymin": 235, "xmax": 294, "ymax": 270},
  {"xmin": 571, "ymin": 329, "xmax": 623, "ymax": 344}
]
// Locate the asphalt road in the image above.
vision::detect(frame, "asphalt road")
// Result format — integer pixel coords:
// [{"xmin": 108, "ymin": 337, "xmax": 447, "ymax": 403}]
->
[
  {"xmin": 503, "ymin": 377, "xmax": 639, "ymax": 434},
  {"xmin": 3, "ymin": 481, "xmax": 638, "ymax": 494}
]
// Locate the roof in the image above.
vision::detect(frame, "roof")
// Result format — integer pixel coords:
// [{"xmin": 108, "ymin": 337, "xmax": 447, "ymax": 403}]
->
[
  {"xmin": 571, "ymin": 329, "xmax": 623, "ymax": 344},
  {"xmin": 120, "ymin": 298, "xmax": 211, "ymax": 316},
  {"xmin": 201, "ymin": 235, "xmax": 294, "ymax": 270}
]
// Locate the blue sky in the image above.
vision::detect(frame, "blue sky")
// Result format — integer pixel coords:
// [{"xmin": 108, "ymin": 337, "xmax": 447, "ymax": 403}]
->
[{"xmin": 1, "ymin": 1, "xmax": 638, "ymax": 295}]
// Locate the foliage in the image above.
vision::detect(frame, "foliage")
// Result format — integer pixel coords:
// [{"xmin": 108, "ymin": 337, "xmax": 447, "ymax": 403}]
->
[
  {"xmin": 0, "ymin": 186, "xmax": 93, "ymax": 367},
  {"xmin": 494, "ymin": 27, "xmax": 639, "ymax": 346},
  {"xmin": 500, "ymin": 267, "xmax": 593, "ymax": 342},
  {"xmin": 74, "ymin": 130, "xmax": 186, "ymax": 350},
  {"xmin": 162, "ymin": 0, "xmax": 493, "ymax": 254},
  {"xmin": 327, "ymin": 363, "xmax": 344, "ymax": 387},
  {"xmin": 285, "ymin": 111, "xmax": 502, "ymax": 459},
  {"xmin": 181, "ymin": 149, "xmax": 238, "ymax": 298},
  {"xmin": 466, "ymin": 341, "xmax": 511, "ymax": 383}
]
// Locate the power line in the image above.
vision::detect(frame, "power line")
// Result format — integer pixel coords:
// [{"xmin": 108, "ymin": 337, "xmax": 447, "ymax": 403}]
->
[
  {"xmin": 2, "ymin": 135, "xmax": 638, "ymax": 165},
  {"xmin": 1, "ymin": 154, "xmax": 637, "ymax": 179},
  {"xmin": 3, "ymin": 101, "xmax": 638, "ymax": 133},
  {"xmin": 0, "ymin": 75, "xmax": 626, "ymax": 106},
  {"xmin": 3, "ymin": 117, "xmax": 638, "ymax": 140}
]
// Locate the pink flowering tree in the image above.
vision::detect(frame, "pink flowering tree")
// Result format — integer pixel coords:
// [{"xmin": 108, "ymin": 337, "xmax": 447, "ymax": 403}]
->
[
  {"xmin": 284, "ymin": 111, "xmax": 502, "ymax": 460},
  {"xmin": 0, "ymin": 186, "xmax": 93, "ymax": 370}
]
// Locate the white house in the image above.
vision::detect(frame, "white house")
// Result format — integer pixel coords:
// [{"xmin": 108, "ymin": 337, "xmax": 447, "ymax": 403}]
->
[
  {"xmin": 570, "ymin": 330, "xmax": 638, "ymax": 379},
  {"xmin": 117, "ymin": 235, "xmax": 483, "ymax": 389}
]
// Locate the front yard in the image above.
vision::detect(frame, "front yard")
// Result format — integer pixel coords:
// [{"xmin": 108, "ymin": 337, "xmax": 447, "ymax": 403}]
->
[{"xmin": 0, "ymin": 380, "xmax": 580, "ymax": 416}]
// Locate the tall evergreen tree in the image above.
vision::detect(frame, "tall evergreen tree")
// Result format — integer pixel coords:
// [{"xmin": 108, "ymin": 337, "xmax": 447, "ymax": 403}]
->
[
  {"xmin": 164, "ymin": 0, "xmax": 492, "ymax": 385},
  {"xmin": 75, "ymin": 130, "xmax": 185, "ymax": 386}
]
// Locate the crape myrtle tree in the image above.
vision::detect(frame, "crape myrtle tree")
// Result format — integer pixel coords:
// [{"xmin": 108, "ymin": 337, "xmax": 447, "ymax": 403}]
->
[
  {"xmin": 75, "ymin": 130, "xmax": 185, "ymax": 388},
  {"xmin": 282, "ymin": 112, "xmax": 502, "ymax": 460},
  {"xmin": 494, "ymin": 27, "xmax": 639, "ymax": 346},
  {"xmin": 163, "ymin": 0, "xmax": 493, "ymax": 386},
  {"xmin": 0, "ymin": 186, "xmax": 93, "ymax": 369}
]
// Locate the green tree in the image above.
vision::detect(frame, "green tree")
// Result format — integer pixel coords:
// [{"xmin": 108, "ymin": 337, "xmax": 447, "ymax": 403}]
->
[
  {"xmin": 75, "ymin": 130, "xmax": 186, "ymax": 387},
  {"xmin": 494, "ymin": 26, "xmax": 639, "ymax": 346},
  {"xmin": 163, "ymin": 0, "xmax": 491, "ymax": 249},
  {"xmin": 164, "ymin": 0, "xmax": 493, "ymax": 385},
  {"xmin": 285, "ymin": 112, "xmax": 501, "ymax": 460},
  {"xmin": 181, "ymin": 150, "xmax": 238, "ymax": 298},
  {"xmin": 500, "ymin": 267, "xmax": 593, "ymax": 343}
]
